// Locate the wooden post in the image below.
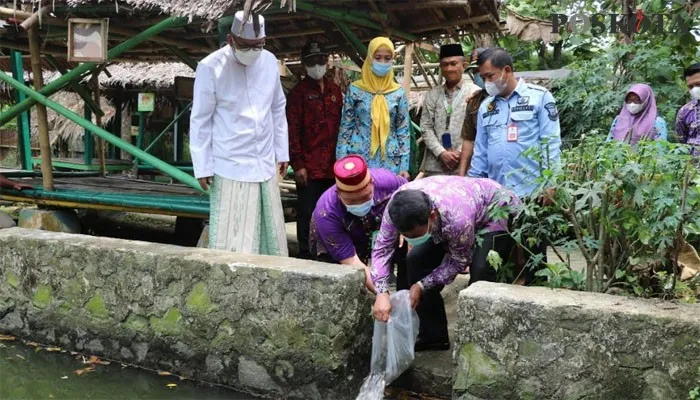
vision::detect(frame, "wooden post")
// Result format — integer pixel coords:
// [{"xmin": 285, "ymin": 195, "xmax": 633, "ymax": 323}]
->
[
  {"xmin": 27, "ymin": 24, "xmax": 54, "ymax": 190},
  {"xmin": 402, "ymin": 42, "xmax": 414, "ymax": 97},
  {"xmin": 92, "ymin": 75, "xmax": 106, "ymax": 176}
]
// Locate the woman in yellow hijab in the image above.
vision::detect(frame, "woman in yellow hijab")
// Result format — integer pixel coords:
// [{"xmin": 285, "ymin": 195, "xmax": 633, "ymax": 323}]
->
[{"xmin": 336, "ymin": 37, "xmax": 411, "ymax": 179}]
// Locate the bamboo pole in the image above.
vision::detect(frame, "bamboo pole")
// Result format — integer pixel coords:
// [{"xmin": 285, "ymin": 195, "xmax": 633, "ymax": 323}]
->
[
  {"xmin": 19, "ymin": 5, "xmax": 48, "ymax": 31},
  {"xmin": 27, "ymin": 23, "xmax": 54, "ymax": 191},
  {"xmin": 0, "ymin": 70, "xmax": 203, "ymax": 192},
  {"xmin": 0, "ymin": 16, "xmax": 188, "ymax": 127},
  {"xmin": 413, "ymin": 52, "xmax": 434, "ymax": 89},
  {"xmin": 402, "ymin": 42, "xmax": 414, "ymax": 96}
]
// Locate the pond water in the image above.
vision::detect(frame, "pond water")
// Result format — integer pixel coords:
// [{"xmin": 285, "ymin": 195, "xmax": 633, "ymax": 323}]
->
[{"xmin": 0, "ymin": 340, "xmax": 256, "ymax": 400}]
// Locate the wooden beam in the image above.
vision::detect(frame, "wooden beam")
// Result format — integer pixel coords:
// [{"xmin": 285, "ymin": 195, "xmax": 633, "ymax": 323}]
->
[
  {"xmin": 368, "ymin": 0, "xmax": 390, "ymax": 35},
  {"xmin": 402, "ymin": 42, "xmax": 414, "ymax": 97},
  {"xmin": 110, "ymin": 27, "xmax": 205, "ymax": 51},
  {"xmin": 267, "ymin": 28, "xmax": 325, "ymax": 39},
  {"xmin": 384, "ymin": 1, "xmax": 477, "ymax": 10},
  {"xmin": 91, "ymin": 73, "xmax": 106, "ymax": 177},
  {"xmin": 432, "ymin": 7, "xmax": 458, "ymax": 38},
  {"xmin": 27, "ymin": 21, "xmax": 54, "ymax": 191},
  {"xmin": 416, "ymin": 42, "xmax": 440, "ymax": 54},
  {"xmin": 413, "ymin": 15, "xmax": 492, "ymax": 33}
]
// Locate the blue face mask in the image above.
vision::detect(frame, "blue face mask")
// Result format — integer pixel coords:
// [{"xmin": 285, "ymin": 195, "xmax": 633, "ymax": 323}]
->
[
  {"xmin": 346, "ymin": 198, "xmax": 374, "ymax": 217},
  {"xmin": 371, "ymin": 61, "xmax": 392, "ymax": 77},
  {"xmin": 472, "ymin": 72, "xmax": 485, "ymax": 89},
  {"xmin": 404, "ymin": 223, "xmax": 432, "ymax": 247}
]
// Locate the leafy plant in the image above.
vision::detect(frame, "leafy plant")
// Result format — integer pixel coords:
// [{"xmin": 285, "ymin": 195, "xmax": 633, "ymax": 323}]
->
[
  {"xmin": 689, "ymin": 366, "xmax": 700, "ymax": 400},
  {"xmin": 503, "ymin": 136, "xmax": 700, "ymax": 299}
]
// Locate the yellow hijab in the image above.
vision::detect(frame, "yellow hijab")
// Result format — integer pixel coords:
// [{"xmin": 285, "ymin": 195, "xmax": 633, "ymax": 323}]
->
[{"xmin": 352, "ymin": 37, "xmax": 401, "ymax": 159}]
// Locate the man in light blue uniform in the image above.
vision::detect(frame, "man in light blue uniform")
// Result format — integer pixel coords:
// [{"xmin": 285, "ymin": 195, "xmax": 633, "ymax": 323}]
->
[
  {"xmin": 467, "ymin": 48, "xmax": 561, "ymax": 198},
  {"xmin": 467, "ymin": 48, "xmax": 561, "ymax": 284}
]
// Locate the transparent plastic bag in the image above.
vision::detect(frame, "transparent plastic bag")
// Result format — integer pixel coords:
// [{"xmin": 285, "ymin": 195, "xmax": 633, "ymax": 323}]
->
[
  {"xmin": 368, "ymin": 290, "xmax": 420, "ymax": 382},
  {"xmin": 358, "ymin": 290, "xmax": 419, "ymax": 400},
  {"xmin": 384, "ymin": 290, "xmax": 420, "ymax": 383}
]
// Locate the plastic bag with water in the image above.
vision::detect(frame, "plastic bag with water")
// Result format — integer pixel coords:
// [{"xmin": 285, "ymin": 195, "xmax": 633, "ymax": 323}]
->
[{"xmin": 356, "ymin": 290, "xmax": 420, "ymax": 400}]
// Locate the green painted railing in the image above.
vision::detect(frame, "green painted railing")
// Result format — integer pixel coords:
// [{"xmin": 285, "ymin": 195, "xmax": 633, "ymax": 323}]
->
[{"xmin": 0, "ymin": 71, "xmax": 204, "ymax": 193}]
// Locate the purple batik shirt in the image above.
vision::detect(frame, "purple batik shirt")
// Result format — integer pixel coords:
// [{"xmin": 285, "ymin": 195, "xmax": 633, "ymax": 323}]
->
[
  {"xmin": 676, "ymin": 99, "xmax": 700, "ymax": 156},
  {"xmin": 371, "ymin": 176, "xmax": 520, "ymax": 294},
  {"xmin": 309, "ymin": 169, "xmax": 408, "ymax": 263}
]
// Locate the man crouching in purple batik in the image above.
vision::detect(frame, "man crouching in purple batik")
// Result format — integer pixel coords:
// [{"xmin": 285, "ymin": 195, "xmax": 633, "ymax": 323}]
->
[{"xmin": 370, "ymin": 176, "xmax": 520, "ymax": 351}]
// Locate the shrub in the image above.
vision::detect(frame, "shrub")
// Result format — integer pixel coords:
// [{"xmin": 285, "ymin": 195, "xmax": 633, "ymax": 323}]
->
[{"xmin": 501, "ymin": 136, "xmax": 700, "ymax": 300}]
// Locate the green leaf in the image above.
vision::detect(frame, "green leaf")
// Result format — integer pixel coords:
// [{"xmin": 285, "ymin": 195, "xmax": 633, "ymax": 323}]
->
[{"xmin": 486, "ymin": 250, "xmax": 503, "ymax": 271}]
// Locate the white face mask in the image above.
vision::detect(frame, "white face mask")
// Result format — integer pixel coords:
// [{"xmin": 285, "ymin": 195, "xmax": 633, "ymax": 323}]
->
[
  {"xmin": 484, "ymin": 71, "xmax": 506, "ymax": 96},
  {"xmin": 305, "ymin": 64, "xmax": 327, "ymax": 80},
  {"xmin": 234, "ymin": 48, "xmax": 262, "ymax": 66},
  {"xmin": 691, "ymin": 86, "xmax": 700, "ymax": 100},
  {"xmin": 626, "ymin": 102, "xmax": 644, "ymax": 115}
]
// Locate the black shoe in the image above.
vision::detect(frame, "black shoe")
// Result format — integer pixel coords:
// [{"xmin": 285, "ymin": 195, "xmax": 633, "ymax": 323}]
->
[{"xmin": 414, "ymin": 337, "xmax": 450, "ymax": 352}]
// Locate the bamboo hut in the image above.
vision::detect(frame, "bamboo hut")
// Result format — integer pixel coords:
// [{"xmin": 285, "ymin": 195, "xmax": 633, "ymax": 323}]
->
[
  {"xmin": 1, "ymin": 71, "xmax": 114, "ymax": 162},
  {"xmin": 0, "ymin": 0, "xmax": 504, "ymax": 217}
]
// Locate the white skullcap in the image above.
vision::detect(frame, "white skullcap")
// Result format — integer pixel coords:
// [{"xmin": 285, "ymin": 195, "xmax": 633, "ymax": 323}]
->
[{"xmin": 230, "ymin": 11, "xmax": 266, "ymax": 39}]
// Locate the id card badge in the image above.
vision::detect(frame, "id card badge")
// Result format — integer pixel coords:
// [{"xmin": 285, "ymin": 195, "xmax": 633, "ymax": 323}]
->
[{"xmin": 507, "ymin": 124, "xmax": 519, "ymax": 142}]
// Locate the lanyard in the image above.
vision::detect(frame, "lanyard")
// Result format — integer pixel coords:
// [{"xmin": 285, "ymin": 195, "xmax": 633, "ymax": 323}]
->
[{"xmin": 442, "ymin": 84, "xmax": 466, "ymax": 130}]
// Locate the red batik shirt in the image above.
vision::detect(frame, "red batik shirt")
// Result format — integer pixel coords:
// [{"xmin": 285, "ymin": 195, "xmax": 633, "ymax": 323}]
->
[{"xmin": 286, "ymin": 77, "xmax": 343, "ymax": 180}]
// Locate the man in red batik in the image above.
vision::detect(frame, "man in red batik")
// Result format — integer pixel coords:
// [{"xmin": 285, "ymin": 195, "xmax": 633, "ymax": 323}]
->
[{"xmin": 286, "ymin": 41, "xmax": 343, "ymax": 259}]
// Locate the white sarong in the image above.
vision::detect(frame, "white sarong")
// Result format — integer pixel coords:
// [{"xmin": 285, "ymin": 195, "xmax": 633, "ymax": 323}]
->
[{"xmin": 208, "ymin": 175, "xmax": 288, "ymax": 256}]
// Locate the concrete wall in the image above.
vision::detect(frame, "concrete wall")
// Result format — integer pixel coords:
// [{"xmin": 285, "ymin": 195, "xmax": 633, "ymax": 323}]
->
[
  {"xmin": 455, "ymin": 282, "xmax": 700, "ymax": 400},
  {"xmin": 0, "ymin": 228, "xmax": 373, "ymax": 399}
]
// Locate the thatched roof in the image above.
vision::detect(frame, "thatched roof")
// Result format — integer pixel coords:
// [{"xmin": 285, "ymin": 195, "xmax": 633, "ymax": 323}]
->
[
  {"xmin": 1, "ymin": 0, "xmax": 502, "ymax": 64},
  {"xmin": 32, "ymin": 91, "xmax": 115, "ymax": 146},
  {"xmin": 98, "ymin": 62, "xmax": 195, "ymax": 89}
]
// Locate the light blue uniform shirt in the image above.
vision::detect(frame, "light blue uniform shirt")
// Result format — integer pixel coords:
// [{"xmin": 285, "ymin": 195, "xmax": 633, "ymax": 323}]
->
[{"xmin": 468, "ymin": 79, "xmax": 562, "ymax": 198}]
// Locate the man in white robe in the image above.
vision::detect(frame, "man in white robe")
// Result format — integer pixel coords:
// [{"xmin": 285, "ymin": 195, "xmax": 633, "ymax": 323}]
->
[{"xmin": 189, "ymin": 11, "xmax": 289, "ymax": 256}]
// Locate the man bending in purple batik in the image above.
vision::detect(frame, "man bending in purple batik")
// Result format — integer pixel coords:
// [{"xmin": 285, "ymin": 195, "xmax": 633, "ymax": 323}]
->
[{"xmin": 370, "ymin": 176, "xmax": 519, "ymax": 351}]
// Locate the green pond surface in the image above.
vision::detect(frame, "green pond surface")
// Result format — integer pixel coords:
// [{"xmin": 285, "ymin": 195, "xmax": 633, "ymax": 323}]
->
[{"xmin": 0, "ymin": 341, "xmax": 257, "ymax": 400}]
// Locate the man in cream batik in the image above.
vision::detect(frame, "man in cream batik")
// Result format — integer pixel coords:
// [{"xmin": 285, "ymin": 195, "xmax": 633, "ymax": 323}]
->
[
  {"xmin": 189, "ymin": 11, "xmax": 289, "ymax": 256},
  {"xmin": 419, "ymin": 44, "xmax": 479, "ymax": 176}
]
